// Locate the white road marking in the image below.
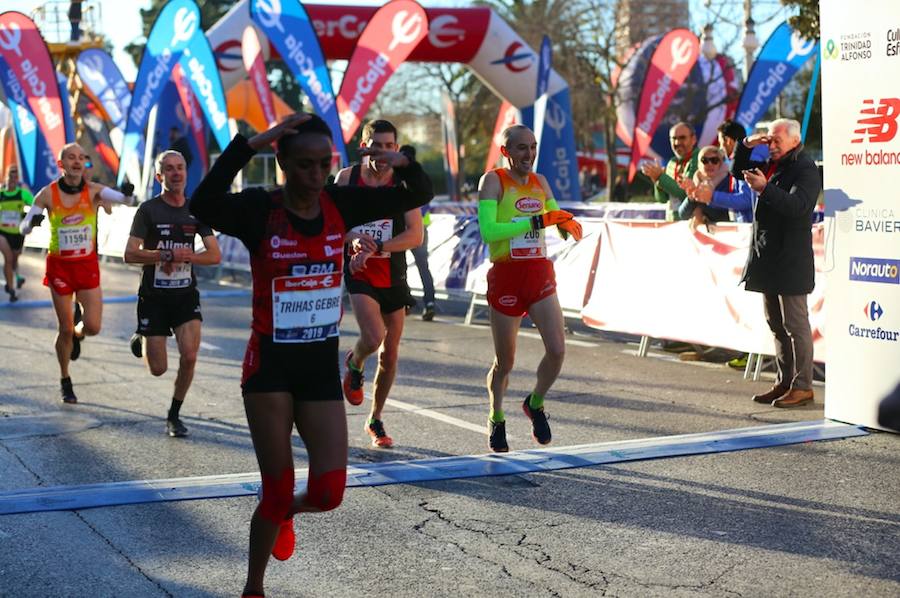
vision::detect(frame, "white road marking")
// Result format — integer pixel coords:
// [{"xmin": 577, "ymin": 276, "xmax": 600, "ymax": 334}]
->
[
  {"xmin": 199, "ymin": 341, "xmax": 221, "ymax": 352},
  {"xmin": 386, "ymin": 398, "xmax": 514, "ymax": 439}
]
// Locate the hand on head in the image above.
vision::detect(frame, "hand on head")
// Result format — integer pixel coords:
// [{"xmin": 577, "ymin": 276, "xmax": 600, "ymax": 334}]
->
[{"xmin": 248, "ymin": 113, "xmax": 313, "ymax": 151}]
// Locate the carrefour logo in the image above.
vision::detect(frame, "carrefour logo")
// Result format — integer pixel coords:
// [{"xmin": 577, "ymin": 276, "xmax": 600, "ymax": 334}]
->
[
  {"xmin": 864, "ymin": 300, "xmax": 884, "ymax": 321},
  {"xmin": 849, "ymin": 256, "xmax": 900, "ymax": 284}
]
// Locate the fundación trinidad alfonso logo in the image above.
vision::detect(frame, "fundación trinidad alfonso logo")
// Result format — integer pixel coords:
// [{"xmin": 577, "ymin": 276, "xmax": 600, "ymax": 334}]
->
[
  {"xmin": 852, "ymin": 98, "xmax": 900, "ymax": 144},
  {"xmin": 824, "ymin": 39, "xmax": 840, "ymax": 60},
  {"xmin": 864, "ymin": 300, "xmax": 884, "ymax": 322}
]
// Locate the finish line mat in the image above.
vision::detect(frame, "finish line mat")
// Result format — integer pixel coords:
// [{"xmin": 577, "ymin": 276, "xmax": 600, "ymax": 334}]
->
[{"xmin": 0, "ymin": 419, "xmax": 867, "ymax": 515}]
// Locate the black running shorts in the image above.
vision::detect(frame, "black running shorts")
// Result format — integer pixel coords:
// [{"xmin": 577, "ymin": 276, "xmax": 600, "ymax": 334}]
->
[{"xmin": 136, "ymin": 289, "xmax": 202, "ymax": 337}]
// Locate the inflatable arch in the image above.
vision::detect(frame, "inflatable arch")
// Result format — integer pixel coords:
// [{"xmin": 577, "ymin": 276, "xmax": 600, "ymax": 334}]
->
[{"xmin": 207, "ymin": 1, "xmax": 580, "ymax": 200}]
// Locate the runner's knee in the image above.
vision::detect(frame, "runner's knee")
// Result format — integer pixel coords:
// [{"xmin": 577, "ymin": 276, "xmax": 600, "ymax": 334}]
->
[
  {"xmin": 378, "ymin": 345, "xmax": 399, "ymax": 371},
  {"xmin": 306, "ymin": 469, "xmax": 346, "ymax": 512},
  {"xmin": 179, "ymin": 349, "xmax": 198, "ymax": 370},
  {"xmin": 259, "ymin": 468, "xmax": 295, "ymax": 523},
  {"xmin": 149, "ymin": 361, "xmax": 167, "ymax": 377},
  {"xmin": 492, "ymin": 356, "xmax": 514, "ymax": 377}
]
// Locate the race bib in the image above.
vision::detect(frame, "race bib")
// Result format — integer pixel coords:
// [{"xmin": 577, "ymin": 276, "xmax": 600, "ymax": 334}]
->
[
  {"xmin": 154, "ymin": 262, "xmax": 192, "ymax": 289},
  {"xmin": 510, "ymin": 217, "xmax": 546, "ymax": 259},
  {"xmin": 0, "ymin": 210, "xmax": 19, "ymax": 228},
  {"xmin": 272, "ymin": 272, "xmax": 342, "ymax": 343},
  {"xmin": 351, "ymin": 219, "xmax": 393, "ymax": 257},
  {"xmin": 58, "ymin": 224, "xmax": 93, "ymax": 257}
]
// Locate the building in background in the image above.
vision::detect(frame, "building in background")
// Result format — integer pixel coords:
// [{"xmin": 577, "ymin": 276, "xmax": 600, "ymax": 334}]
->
[{"xmin": 615, "ymin": 0, "xmax": 690, "ymax": 58}]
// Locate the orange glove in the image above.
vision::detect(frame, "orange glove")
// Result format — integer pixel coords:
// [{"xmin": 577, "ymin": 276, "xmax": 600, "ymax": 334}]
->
[
  {"xmin": 531, "ymin": 209, "xmax": 573, "ymax": 230},
  {"xmin": 557, "ymin": 218, "xmax": 583, "ymax": 241}
]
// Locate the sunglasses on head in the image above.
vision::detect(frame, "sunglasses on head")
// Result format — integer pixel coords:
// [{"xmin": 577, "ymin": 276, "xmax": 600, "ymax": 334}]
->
[{"xmin": 700, "ymin": 156, "xmax": 721, "ymax": 165}]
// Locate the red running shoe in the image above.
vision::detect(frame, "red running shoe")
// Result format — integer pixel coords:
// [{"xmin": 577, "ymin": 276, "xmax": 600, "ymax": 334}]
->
[
  {"xmin": 342, "ymin": 351, "xmax": 364, "ymax": 406},
  {"xmin": 271, "ymin": 517, "xmax": 295, "ymax": 561}
]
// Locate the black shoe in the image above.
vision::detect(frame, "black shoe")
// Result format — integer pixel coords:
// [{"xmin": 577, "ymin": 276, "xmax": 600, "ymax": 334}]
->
[
  {"xmin": 167, "ymin": 418, "xmax": 188, "ymax": 437},
  {"xmin": 61, "ymin": 378, "xmax": 77, "ymax": 404},
  {"xmin": 6, "ymin": 288, "xmax": 17, "ymax": 303},
  {"xmin": 488, "ymin": 419, "xmax": 508, "ymax": 453},
  {"xmin": 422, "ymin": 302, "xmax": 435, "ymax": 322},
  {"xmin": 522, "ymin": 395, "xmax": 552, "ymax": 445},
  {"xmin": 71, "ymin": 302, "xmax": 83, "ymax": 361},
  {"xmin": 130, "ymin": 333, "xmax": 143, "ymax": 358}
]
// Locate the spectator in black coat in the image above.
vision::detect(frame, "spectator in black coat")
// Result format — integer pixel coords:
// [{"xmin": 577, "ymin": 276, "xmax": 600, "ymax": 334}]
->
[{"xmin": 735, "ymin": 118, "xmax": 822, "ymax": 409}]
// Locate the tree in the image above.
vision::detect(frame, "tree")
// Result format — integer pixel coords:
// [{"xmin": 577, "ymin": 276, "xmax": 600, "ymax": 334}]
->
[{"xmin": 781, "ymin": 0, "xmax": 820, "ymax": 40}]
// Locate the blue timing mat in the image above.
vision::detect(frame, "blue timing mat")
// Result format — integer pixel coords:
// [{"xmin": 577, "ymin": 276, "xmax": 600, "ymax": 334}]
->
[{"xmin": 0, "ymin": 419, "xmax": 867, "ymax": 516}]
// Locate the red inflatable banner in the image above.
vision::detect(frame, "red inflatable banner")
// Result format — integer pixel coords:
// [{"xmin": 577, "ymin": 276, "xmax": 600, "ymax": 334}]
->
[
  {"xmin": 627, "ymin": 29, "xmax": 699, "ymax": 182},
  {"xmin": 336, "ymin": 0, "xmax": 429, "ymax": 142},
  {"xmin": 0, "ymin": 12, "xmax": 66, "ymax": 162},
  {"xmin": 241, "ymin": 26, "xmax": 277, "ymax": 131}
]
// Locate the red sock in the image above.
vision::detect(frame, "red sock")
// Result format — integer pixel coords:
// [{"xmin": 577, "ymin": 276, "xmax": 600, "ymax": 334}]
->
[{"xmin": 271, "ymin": 516, "xmax": 295, "ymax": 561}]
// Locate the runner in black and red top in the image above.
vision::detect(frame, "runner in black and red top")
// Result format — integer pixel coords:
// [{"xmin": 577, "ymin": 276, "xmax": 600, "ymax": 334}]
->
[
  {"xmin": 188, "ymin": 114, "xmax": 432, "ymax": 598},
  {"xmin": 336, "ymin": 119, "xmax": 427, "ymax": 449}
]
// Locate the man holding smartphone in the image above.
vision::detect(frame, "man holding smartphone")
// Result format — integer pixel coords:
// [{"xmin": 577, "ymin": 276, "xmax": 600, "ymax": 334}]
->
[{"xmin": 734, "ymin": 119, "xmax": 821, "ymax": 408}]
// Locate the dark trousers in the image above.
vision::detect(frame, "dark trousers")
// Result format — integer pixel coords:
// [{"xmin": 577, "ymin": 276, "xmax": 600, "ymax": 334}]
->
[
  {"xmin": 410, "ymin": 228, "xmax": 435, "ymax": 305},
  {"xmin": 763, "ymin": 293, "xmax": 813, "ymax": 390}
]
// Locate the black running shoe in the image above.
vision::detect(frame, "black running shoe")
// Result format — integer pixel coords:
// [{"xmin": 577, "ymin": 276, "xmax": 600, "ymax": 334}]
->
[
  {"xmin": 71, "ymin": 302, "xmax": 83, "ymax": 361},
  {"xmin": 7, "ymin": 289, "xmax": 17, "ymax": 303},
  {"xmin": 130, "ymin": 333, "xmax": 143, "ymax": 358},
  {"xmin": 60, "ymin": 378, "xmax": 77, "ymax": 404},
  {"xmin": 167, "ymin": 418, "xmax": 188, "ymax": 437},
  {"xmin": 522, "ymin": 395, "xmax": 552, "ymax": 445},
  {"xmin": 422, "ymin": 302, "xmax": 435, "ymax": 322},
  {"xmin": 488, "ymin": 419, "xmax": 508, "ymax": 453}
]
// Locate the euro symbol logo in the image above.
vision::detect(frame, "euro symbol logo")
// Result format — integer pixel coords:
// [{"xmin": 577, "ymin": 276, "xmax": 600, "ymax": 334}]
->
[
  {"xmin": 670, "ymin": 36, "xmax": 693, "ymax": 70},
  {"xmin": 170, "ymin": 7, "xmax": 198, "ymax": 47},
  {"xmin": 787, "ymin": 32, "xmax": 816, "ymax": 62},
  {"xmin": 544, "ymin": 100, "xmax": 567, "ymax": 139},
  {"xmin": 0, "ymin": 22, "xmax": 23, "ymax": 58},
  {"xmin": 254, "ymin": 0, "xmax": 285, "ymax": 34},
  {"xmin": 389, "ymin": 10, "xmax": 424, "ymax": 52},
  {"xmin": 80, "ymin": 54, "xmax": 105, "ymax": 84},
  {"xmin": 428, "ymin": 15, "xmax": 465, "ymax": 49},
  {"xmin": 851, "ymin": 98, "xmax": 900, "ymax": 144}
]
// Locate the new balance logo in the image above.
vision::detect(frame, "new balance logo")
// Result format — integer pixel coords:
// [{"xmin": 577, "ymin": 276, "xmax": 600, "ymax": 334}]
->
[{"xmin": 851, "ymin": 98, "xmax": 900, "ymax": 143}]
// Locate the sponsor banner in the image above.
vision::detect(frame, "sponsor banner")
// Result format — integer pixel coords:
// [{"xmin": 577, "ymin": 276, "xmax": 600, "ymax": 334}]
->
[
  {"xmin": 533, "ymin": 35, "xmax": 552, "ymax": 153},
  {"xmin": 250, "ymin": 0, "xmax": 347, "ymax": 164},
  {"xmin": 75, "ymin": 49, "xmax": 132, "ymax": 131},
  {"xmin": 151, "ymin": 78, "xmax": 205, "ymax": 198},
  {"xmin": 178, "ymin": 28, "xmax": 231, "ymax": 152},
  {"xmin": 521, "ymin": 88, "xmax": 581, "ymax": 201},
  {"xmin": 821, "ymin": 0, "xmax": 900, "ymax": 431},
  {"xmin": 440, "ymin": 89, "xmax": 460, "ymax": 202},
  {"xmin": 0, "ymin": 12, "xmax": 66, "ymax": 163},
  {"xmin": 336, "ymin": 0, "xmax": 429, "ymax": 142},
  {"xmin": 171, "ymin": 63, "xmax": 209, "ymax": 172},
  {"xmin": 77, "ymin": 94, "xmax": 118, "ymax": 178},
  {"xmin": 735, "ymin": 21, "xmax": 818, "ymax": 133},
  {"xmin": 56, "ymin": 73, "xmax": 75, "ymax": 143},
  {"xmin": 627, "ymin": 29, "xmax": 699, "ymax": 181},
  {"xmin": 241, "ymin": 26, "xmax": 278, "ymax": 130},
  {"xmin": 582, "ymin": 221, "xmax": 827, "ymax": 360},
  {"xmin": 485, "ymin": 100, "xmax": 519, "ymax": 172},
  {"xmin": 118, "ymin": 0, "xmax": 202, "ymax": 184}
]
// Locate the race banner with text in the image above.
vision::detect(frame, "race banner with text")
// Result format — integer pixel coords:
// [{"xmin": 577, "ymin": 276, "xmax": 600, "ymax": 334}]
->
[
  {"xmin": 441, "ymin": 89, "xmax": 460, "ymax": 201},
  {"xmin": 76, "ymin": 48, "xmax": 132, "ymax": 131},
  {"xmin": 533, "ymin": 35, "xmax": 552, "ymax": 152},
  {"xmin": 250, "ymin": 0, "xmax": 347, "ymax": 164},
  {"xmin": 177, "ymin": 24, "xmax": 231, "ymax": 153},
  {"xmin": 821, "ymin": 0, "xmax": 900, "ymax": 431},
  {"xmin": 172, "ymin": 63, "xmax": 209, "ymax": 172},
  {"xmin": 117, "ymin": 0, "xmax": 202, "ymax": 184},
  {"xmin": 241, "ymin": 26, "xmax": 278, "ymax": 130},
  {"xmin": 0, "ymin": 12, "xmax": 66, "ymax": 166},
  {"xmin": 735, "ymin": 21, "xmax": 818, "ymax": 133},
  {"xmin": 336, "ymin": 0, "xmax": 429, "ymax": 143},
  {"xmin": 627, "ymin": 29, "xmax": 698, "ymax": 181}
]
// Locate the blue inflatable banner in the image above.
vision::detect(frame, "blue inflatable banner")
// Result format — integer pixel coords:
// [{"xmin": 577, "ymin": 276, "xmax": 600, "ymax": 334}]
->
[
  {"xmin": 533, "ymin": 35, "xmax": 552, "ymax": 153},
  {"xmin": 76, "ymin": 48, "xmax": 132, "ymax": 130},
  {"xmin": 57, "ymin": 72, "xmax": 75, "ymax": 143},
  {"xmin": 0, "ymin": 56, "xmax": 55, "ymax": 190},
  {"xmin": 250, "ymin": 0, "xmax": 347, "ymax": 164},
  {"xmin": 735, "ymin": 22, "xmax": 819, "ymax": 132},
  {"xmin": 177, "ymin": 31, "xmax": 230, "ymax": 152},
  {"xmin": 117, "ymin": 0, "xmax": 201, "ymax": 184},
  {"xmin": 522, "ymin": 87, "xmax": 581, "ymax": 202}
]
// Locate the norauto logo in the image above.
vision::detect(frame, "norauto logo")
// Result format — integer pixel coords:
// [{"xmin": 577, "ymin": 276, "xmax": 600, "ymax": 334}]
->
[
  {"xmin": 849, "ymin": 256, "xmax": 900, "ymax": 284},
  {"xmin": 491, "ymin": 41, "xmax": 533, "ymax": 73},
  {"xmin": 864, "ymin": 300, "xmax": 884, "ymax": 321},
  {"xmin": 851, "ymin": 98, "xmax": 900, "ymax": 143}
]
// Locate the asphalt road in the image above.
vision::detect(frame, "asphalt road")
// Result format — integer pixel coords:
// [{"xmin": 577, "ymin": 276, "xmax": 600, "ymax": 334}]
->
[{"xmin": 1, "ymin": 251, "xmax": 898, "ymax": 597}]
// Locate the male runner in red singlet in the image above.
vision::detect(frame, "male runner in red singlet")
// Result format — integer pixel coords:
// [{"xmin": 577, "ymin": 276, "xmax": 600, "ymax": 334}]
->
[
  {"xmin": 477, "ymin": 124, "xmax": 583, "ymax": 452},
  {"xmin": 19, "ymin": 143, "xmax": 135, "ymax": 403},
  {"xmin": 336, "ymin": 120, "xmax": 427, "ymax": 448}
]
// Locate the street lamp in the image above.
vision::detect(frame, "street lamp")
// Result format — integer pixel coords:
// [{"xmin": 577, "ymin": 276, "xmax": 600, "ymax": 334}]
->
[
  {"xmin": 742, "ymin": 16, "xmax": 760, "ymax": 78},
  {"xmin": 701, "ymin": 23, "xmax": 718, "ymax": 60}
]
